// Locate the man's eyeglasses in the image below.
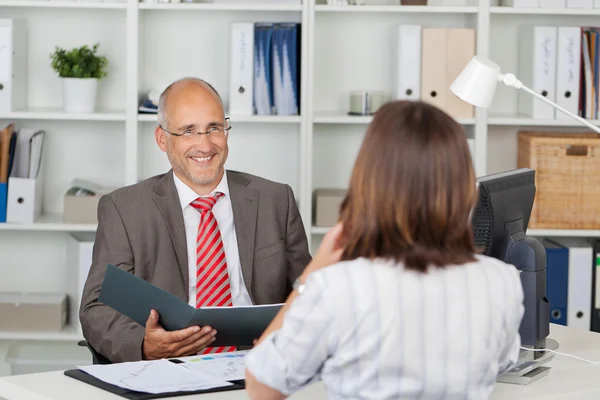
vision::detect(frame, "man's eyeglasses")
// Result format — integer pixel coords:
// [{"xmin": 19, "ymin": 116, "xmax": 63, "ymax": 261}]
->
[{"xmin": 159, "ymin": 117, "xmax": 231, "ymax": 139}]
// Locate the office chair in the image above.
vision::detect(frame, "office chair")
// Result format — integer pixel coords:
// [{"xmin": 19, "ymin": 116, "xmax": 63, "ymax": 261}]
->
[{"xmin": 77, "ymin": 340, "xmax": 112, "ymax": 365}]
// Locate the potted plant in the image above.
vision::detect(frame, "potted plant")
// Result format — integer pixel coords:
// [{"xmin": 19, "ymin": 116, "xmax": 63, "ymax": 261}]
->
[{"xmin": 50, "ymin": 43, "xmax": 108, "ymax": 113}]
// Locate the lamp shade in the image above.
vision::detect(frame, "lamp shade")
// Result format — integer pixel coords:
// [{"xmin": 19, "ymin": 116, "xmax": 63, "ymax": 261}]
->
[{"xmin": 450, "ymin": 56, "xmax": 502, "ymax": 108}]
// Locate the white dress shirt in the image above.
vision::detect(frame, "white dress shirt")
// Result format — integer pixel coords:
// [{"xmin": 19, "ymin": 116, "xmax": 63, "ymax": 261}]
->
[
  {"xmin": 246, "ymin": 254, "xmax": 525, "ymax": 399},
  {"xmin": 173, "ymin": 171, "xmax": 253, "ymax": 307}
]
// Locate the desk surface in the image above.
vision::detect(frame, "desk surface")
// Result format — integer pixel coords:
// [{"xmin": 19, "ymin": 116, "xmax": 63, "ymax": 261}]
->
[{"xmin": 2, "ymin": 324, "xmax": 600, "ymax": 400}]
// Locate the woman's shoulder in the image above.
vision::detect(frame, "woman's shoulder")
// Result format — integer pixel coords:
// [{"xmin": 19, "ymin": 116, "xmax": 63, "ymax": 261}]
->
[
  {"xmin": 471, "ymin": 253, "xmax": 519, "ymax": 270},
  {"xmin": 310, "ymin": 255, "xmax": 522, "ymax": 284},
  {"xmin": 467, "ymin": 254, "xmax": 523, "ymax": 283}
]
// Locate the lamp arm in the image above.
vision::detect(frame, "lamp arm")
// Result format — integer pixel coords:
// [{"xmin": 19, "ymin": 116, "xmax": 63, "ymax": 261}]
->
[
  {"xmin": 499, "ymin": 73, "xmax": 600, "ymax": 135},
  {"xmin": 521, "ymin": 85, "xmax": 600, "ymax": 134}
]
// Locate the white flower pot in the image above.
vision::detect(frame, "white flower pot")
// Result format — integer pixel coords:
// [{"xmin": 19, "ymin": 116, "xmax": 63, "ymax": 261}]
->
[{"xmin": 61, "ymin": 78, "xmax": 98, "ymax": 113}]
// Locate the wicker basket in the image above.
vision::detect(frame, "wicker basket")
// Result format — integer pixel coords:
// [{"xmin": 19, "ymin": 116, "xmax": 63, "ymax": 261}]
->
[{"xmin": 517, "ymin": 131, "xmax": 600, "ymax": 229}]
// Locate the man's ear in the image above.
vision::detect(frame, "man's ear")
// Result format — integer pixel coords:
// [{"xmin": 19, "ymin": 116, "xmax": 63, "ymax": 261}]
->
[{"xmin": 155, "ymin": 126, "xmax": 167, "ymax": 152}]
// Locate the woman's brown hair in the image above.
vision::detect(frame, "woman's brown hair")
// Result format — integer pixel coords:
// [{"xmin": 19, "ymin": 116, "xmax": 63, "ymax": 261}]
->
[{"xmin": 338, "ymin": 100, "xmax": 477, "ymax": 272}]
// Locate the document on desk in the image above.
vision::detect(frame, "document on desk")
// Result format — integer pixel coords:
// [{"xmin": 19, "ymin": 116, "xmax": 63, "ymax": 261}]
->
[
  {"xmin": 77, "ymin": 359, "xmax": 233, "ymax": 394},
  {"xmin": 98, "ymin": 264, "xmax": 282, "ymax": 347},
  {"xmin": 179, "ymin": 351, "xmax": 249, "ymax": 381}
]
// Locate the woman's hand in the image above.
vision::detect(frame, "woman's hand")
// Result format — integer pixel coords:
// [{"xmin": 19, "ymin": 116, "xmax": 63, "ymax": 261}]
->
[{"xmin": 302, "ymin": 223, "xmax": 345, "ymax": 278}]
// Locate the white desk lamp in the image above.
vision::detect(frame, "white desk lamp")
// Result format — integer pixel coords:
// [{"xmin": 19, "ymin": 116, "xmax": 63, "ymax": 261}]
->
[
  {"xmin": 451, "ymin": 55, "xmax": 574, "ymax": 385},
  {"xmin": 450, "ymin": 55, "xmax": 600, "ymax": 134}
]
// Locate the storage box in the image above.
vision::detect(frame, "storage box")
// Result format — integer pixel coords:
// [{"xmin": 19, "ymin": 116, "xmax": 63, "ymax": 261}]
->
[
  {"xmin": 0, "ymin": 292, "xmax": 67, "ymax": 332},
  {"xmin": 6, "ymin": 342, "xmax": 91, "ymax": 375},
  {"xmin": 63, "ymin": 194, "xmax": 102, "ymax": 224},
  {"xmin": 517, "ymin": 131, "xmax": 600, "ymax": 229},
  {"xmin": 6, "ymin": 175, "xmax": 43, "ymax": 224},
  {"xmin": 313, "ymin": 188, "xmax": 347, "ymax": 227}
]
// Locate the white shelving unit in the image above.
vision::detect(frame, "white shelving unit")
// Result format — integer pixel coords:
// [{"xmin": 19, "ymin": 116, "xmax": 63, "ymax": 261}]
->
[
  {"xmin": 0, "ymin": 326, "xmax": 82, "ymax": 342},
  {"xmin": 1, "ymin": 0, "xmax": 600, "ymax": 373},
  {"xmin": 0, "ymin": 1, "xmax": 127, "ymax": 9}
]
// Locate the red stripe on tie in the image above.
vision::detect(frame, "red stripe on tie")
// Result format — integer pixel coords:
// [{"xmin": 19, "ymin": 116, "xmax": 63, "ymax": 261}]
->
[{"xmin": 193, "ymin": 193, "xmax": 237, "ymax": 355}]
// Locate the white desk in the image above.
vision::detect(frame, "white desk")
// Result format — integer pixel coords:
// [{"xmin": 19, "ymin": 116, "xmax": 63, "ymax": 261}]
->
[{"xmin": 1, "ymin": 324, "xmax": 600, "ymax": 399}]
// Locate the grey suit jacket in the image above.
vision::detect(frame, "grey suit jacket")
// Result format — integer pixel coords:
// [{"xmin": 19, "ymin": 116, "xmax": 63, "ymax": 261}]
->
[{"xmin": 79, "ymin": 170, "xmax": 312, "ymax": 363}]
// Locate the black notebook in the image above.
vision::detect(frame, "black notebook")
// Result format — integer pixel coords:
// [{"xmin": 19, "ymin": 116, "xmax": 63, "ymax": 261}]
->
[{"xmin": 64, "ymin": 366, "xmax": 245, "ymax": 400}]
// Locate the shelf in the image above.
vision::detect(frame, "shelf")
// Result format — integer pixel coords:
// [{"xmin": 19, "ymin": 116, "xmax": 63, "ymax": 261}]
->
[
  {"xmin": 0, "ymin": 325, "xmax": 83, "ymax": 341},
  {"xmin": 313, "ymin": 112, "xmax": 475, "ymax": 125},
  {"xmin": 488, "ymin": 114, "xmax": 600, "ymax": 127},
  {"xmin": 491, "ymin": 6, "xmax": 600, "ymax": 15},
  {"xmin": 139, "ymin": 2, "xmax": 302, "ymax": 11},
  {"xmin": 312, "ymin": 226, "xmax": 330, "ymax": 235},
  {"xmin": 527, "ymin": 229, "xmax": 600, "ymax": 237},
  {"xmin": 0, "ymin": 107, "xmax": 126, "ymax": 122},
  {"xmin": 0, "ymin": 0, "xmax": 127, "ymax": 9},
  {"xmin": 315, "ymin": 4, "xmax": 477, "ymax": 13},
  {"xmin": 138, "ymin": 113, "xmax": 301, "ymax": 123},
  {"xmin": 0, "ymin": 214, "xmax": 97, "ymax": 232}
]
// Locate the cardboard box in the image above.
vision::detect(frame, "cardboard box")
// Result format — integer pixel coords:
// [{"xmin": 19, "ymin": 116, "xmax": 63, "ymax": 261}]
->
[
  {"xmin": 63, "ymin": 194, "xmax": 101, "ymax": 224},
  {"xmin": 313, "ymin": 188, "xmax": 347, "ymax": 227},
  {"xmin": 0, "ymin": 293, "xmax": 67, "ymax": 332}
]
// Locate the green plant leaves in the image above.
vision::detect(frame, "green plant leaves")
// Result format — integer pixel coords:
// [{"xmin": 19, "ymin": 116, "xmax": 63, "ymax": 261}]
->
[{"xmin": 50, "ymin": 43, "xmax": 108, "ymax": 79}]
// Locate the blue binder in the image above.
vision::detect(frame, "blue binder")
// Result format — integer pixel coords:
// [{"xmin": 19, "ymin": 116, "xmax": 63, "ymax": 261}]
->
[
  {"xmin": 271, "ymin": 23, "xmax": 300, "ymax": 116},
  {"xmin": 544, "ymin": 240, "xmax": 569, "ymax": 326},
  {"xmin": 0, "ymin": 182, "xmax": 6, "ymax": 222},
  {"xmin": 253, "ymin": 23, "xmax": 274, "ymax": 115},
  {"xmin": 0, "ymin": 125, "xmax": 16, "ymax": 223}
]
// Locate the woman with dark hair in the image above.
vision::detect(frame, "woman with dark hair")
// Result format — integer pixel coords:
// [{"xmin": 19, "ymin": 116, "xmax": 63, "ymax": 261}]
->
[{"xmin": 244, "ymin": 100, "xmax": 524, "ymax": 400}]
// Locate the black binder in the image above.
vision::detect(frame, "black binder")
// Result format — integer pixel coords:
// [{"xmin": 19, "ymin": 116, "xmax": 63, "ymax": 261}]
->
[
  {"xmin": 64, "ymin": 365, "xmax": 245, "ymax": 399},
  {"xmin": 98, "ymin": 264, "xmax": 282, "ymax": 347}
]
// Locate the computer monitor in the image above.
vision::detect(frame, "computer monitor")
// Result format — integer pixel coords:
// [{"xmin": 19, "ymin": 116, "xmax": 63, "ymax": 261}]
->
[{"xmin": 472, "ymin": 168, "xmax": 549, "ymax": 351}]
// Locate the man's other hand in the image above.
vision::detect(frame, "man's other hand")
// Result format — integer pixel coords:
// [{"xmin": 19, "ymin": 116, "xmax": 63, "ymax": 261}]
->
[{"xmin": 142, "ymin": 309, "xmax": 216, "ymax": 359}]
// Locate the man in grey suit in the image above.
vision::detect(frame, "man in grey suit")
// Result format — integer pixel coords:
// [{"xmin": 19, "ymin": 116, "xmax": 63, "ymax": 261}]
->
[{"xmin": 79, "ymin": 77, "xmax": 312, "ymax": 363}]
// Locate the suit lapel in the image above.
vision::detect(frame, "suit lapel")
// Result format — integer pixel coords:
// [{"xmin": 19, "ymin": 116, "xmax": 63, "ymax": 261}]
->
[
  {"xmin": 228, "ymin": 171, "xmax": 258, "ymax": 301},
  {"xmin": 152, "ymin": 170, "xmax": 189, "ymax": 294}
]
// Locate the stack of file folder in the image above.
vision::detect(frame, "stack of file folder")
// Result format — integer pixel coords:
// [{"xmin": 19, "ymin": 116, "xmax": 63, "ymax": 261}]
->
[{"xmin": 0, "ymin": 123, "xmax": 45, "ymax": 223}]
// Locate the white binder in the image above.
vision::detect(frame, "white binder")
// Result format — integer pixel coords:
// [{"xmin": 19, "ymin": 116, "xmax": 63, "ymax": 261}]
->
[
  {"xmin": 0, "ymin": 19, "xmax": 27, "ymax": 114},
  {"xmin": 394, "ymin": 25, "xmax": 421, "ymax": 101},
  {"xmin": 555, "ymin": 26, "xmax": 581, "ymax": 119},
  {"xmin": 66, "ymin": 232, "xmax": 95, "ymax": 333},
  {"xmin": 552, "ymin": 238, "xmax": 593, "ymax": 331},
  {"xmin": 229, "ymin": 22, "xmax": 254, "ymax": 116},
  {"xmin": 6, "ymin": 129, "xmax": 45, "ymax": 224},
  {"xmin": 6, "ymin": 176, "xmax": 43, "ymax": 223},
  {"xmin": 518, "ymin": 26, "xmax": 558, "ymax": 119}
]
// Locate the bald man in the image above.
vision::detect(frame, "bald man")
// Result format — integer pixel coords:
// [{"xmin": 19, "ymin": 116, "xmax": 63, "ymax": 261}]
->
[{"xmin": 80, "ymin": 78, "xmax": 312, "ymax": 363}]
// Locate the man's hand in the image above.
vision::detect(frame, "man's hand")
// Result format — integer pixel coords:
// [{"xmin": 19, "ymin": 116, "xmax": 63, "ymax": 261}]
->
[{"xmin": 142, "ymin": 309, "xmax": 216, "ymax": 360}]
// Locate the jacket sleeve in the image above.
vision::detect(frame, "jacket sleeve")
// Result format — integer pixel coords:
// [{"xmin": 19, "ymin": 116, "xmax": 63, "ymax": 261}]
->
[
  {"xmin": 79, "ymin": 194, "xmax": 146, "ymax": 363},
  {"xmin": 284, "ymin": 184, "xmax": 312, "ymax": 293}
]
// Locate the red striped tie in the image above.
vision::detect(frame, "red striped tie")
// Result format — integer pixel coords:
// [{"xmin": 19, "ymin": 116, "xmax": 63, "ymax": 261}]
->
[{"xmin": 191, "ymin": 193, "xmax": 236, "ymax": 354}]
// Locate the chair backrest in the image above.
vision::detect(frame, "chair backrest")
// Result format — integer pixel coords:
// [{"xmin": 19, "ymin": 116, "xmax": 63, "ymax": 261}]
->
[{"xmin": 77, "ymin": 340, "xmax": 112, "ymax": 365}]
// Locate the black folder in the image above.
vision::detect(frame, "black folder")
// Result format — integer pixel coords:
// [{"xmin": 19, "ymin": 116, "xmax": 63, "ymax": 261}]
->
[
  {"xmin": 64, "ymin": 363, "xmax": 245, "ymax": 399},
  {"xmin": 98, "ymin": 264, "xmax": 282, "ymax": 347}
]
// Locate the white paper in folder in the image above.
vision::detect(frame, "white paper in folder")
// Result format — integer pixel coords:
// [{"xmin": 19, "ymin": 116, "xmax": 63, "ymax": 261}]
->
[{"xmin": 77, "ymin": 359, "xmax": 233, "ymax": 394}]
